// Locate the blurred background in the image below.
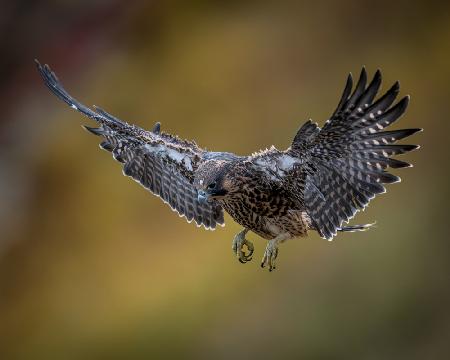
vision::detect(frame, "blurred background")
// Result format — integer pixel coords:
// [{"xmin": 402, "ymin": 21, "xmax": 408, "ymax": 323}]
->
[{"xmin": 0, "ymin": 0, "xmax": 449, "ymax": 359}]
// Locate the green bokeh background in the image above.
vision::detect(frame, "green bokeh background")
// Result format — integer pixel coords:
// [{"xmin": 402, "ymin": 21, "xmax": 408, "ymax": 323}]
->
[{"xmin": 1, "ymin": 1, "xmax": 449, "ymax": 359}]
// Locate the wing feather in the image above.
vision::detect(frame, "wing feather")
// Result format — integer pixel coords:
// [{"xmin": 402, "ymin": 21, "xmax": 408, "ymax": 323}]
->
[
  {"xmin": 289, "ymin": 69, "xmax": 421, "ymax": 239},
  {"xmin": 36, "ymin": 60, "xmax": 224, "ymax": 229}
]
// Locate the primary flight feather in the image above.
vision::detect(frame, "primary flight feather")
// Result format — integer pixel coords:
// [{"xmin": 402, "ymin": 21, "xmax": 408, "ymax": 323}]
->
[{"xmin": 36, "ymin": 60, "xmax": 421, "ymax": 271}]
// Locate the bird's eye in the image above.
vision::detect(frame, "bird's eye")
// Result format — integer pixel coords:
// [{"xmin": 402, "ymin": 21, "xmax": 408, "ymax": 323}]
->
[{"xmin": 207, "ymin": 182, "xmax": 216, "ymax": 189}]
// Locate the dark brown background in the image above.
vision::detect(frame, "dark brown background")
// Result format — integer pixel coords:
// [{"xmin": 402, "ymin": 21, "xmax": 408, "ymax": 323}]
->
[{"xmin": 0, "ymin": 0, "xmax": 449, "ymax": 359}]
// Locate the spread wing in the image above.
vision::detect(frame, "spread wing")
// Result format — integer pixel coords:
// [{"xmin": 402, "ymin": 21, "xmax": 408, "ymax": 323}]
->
[
  {"xmin": 36, "ymin": 60, "xmax": 224, "ymax": 229},
  {"xmin": 286, "ymin": 68, "xmax": 421, "ymax": 239}
]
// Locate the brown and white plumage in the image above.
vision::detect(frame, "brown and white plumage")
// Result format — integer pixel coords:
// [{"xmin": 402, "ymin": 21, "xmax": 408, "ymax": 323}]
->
[{"xmin": 36, "ymin": 61, "xmax": 421, "ymax": 270}]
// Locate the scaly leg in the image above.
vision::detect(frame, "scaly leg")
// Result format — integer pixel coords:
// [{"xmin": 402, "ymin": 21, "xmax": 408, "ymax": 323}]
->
[
  {"xmin": 232, "ymin": 229, "xmax": 254, "ymax": 264},
  {"xmin": 261, "ymin": 233, "xmax": 291, "ymax": 271}
]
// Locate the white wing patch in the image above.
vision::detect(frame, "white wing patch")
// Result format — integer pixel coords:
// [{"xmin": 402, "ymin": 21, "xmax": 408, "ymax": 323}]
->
[
  {"xmin": 254, "ymin": 152, "xmax": 300, "ymax": 180},
  {"xmin": 145, "ymin": 143, "xmax": 194, "ymax": 171},
  {"xmin": 277, "ymin": 154, "xmax": 298, "ymax": 170}
]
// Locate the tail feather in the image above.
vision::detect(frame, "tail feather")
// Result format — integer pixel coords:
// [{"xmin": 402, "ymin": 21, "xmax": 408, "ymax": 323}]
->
[{"xmin": 338, "ymin": 222, "xmax": 376, "ymax": 232}]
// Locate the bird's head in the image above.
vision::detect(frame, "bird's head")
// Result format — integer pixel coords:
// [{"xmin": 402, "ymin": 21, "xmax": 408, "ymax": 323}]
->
[{"xmin": 194, "ymin": 159, "xmax": 238, "ymax": 203}]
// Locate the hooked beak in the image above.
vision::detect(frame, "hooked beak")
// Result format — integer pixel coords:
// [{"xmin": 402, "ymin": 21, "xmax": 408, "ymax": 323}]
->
[{"xmin": 197, "ymin": 190, "xmax": 209, "ymax": 204}]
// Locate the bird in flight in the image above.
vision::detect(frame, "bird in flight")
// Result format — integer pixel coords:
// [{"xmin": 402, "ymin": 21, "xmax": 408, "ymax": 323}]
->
[{"xmin": 36, "ymin": 60, "xmax": 421, "ymax": 271}]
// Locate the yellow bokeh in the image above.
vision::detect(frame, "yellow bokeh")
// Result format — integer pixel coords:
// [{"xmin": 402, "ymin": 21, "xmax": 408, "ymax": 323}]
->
[{"xmin": 0, "ymin": 1, "xmax": 449, "ymax": 359}]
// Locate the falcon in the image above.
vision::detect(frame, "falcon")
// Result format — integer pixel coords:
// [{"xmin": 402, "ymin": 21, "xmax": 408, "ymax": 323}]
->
[{"xmin": 36, "ymin": 60, "xmax": 421, "ymax": 271}]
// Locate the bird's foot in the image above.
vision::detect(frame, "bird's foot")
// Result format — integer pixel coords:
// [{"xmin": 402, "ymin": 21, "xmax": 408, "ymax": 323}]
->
[
  {"xmin": 261, "ymin": 233, "xmax": 291, "ymax": 271},
  {"xmin": 261, "ymin": 240, "xmax": 279, "ymax": 271},
  {"xmin": 232, "ymin": 229, "xmax": 253, "ymax": 264}
]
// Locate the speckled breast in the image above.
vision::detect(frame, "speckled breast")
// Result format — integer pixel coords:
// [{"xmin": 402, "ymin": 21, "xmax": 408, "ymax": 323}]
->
[{"xmin": 221, "ymin": 198, "xmax": 311, "ymax": 240}]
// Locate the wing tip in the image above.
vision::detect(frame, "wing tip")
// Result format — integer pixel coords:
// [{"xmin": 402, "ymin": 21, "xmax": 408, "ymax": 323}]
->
[
  {"xmin": 346, "ymin": 72, "xmax": 353, "ymax": 85},
  {"xmin": 358, "ymin": 67, "xmax": 367, "ymax": 82},
  {"xmin": 386, "ymin": 81, "xmax": 401, "ymax": 96},
  {"xmin": 82, "ymin": 125, "xmax": 103, "ymax": 136},
  {"xmin": 34, "ymin": 58, "xmax": 42, "ymax": 68},
  {"xmin": 410, "ymin": 127, "xmax": 423, "ymax": 135},
  {"xmin": 401, "ymin": 95, "xmax": 410, "ymax": 105},
  {"xmin": 373, "ymin": 68, "xmax": 382, "ymax": 81}
]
